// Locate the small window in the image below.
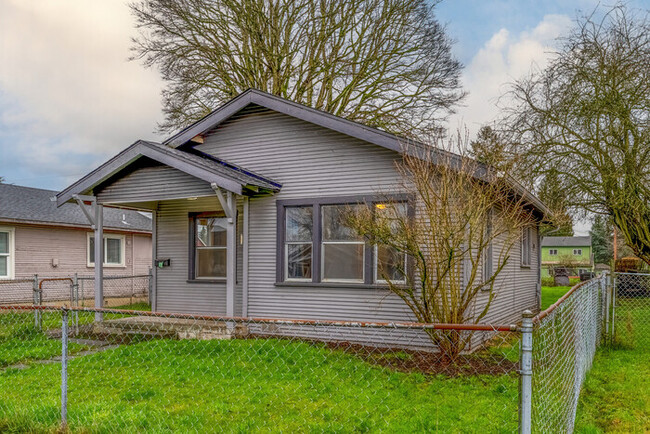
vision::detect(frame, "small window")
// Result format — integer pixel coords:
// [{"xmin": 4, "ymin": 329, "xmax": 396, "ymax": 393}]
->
[
  {"xmin": 521, "ymin": 227, "xmax": 532, "ymax": 267},
  {"xmin": 482, "ymin": 210, "xmax": 494, "ymax": 285},
  {"xmin": 285, "ymin": 207, "xmax": 313, "ymax": 280},
  {"xmin": 88, "ymin": 234, "xmax": 125, "ymax": 267},
  {"xmin": 0, "ymin": 227, "xmax": 15, "ymax": 279},
  {"xmin": 573, "ymin": 249, "xmax": 582, "ymax": 256},
  {"xmin": 322, "ymin": 204, "xmax": 365, "ymax": 282},
  {"xmin": 549, "ymin": 249, "xmax": 558, "ymax": 256},
  {"xmin": 195, "ymin": 217, "xmax": 228, "ymax": 279}
]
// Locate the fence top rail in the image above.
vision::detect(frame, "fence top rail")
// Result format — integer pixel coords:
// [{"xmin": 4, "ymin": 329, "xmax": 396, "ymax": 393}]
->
[
  {"xmin": 615, "ymin": 271, "xmax": 650, "ymax": 276},
  {"xmin": 534, "ymin": 278, "xmax": 595, "ymax": 324},
  {"xmin": 0, "ymin": 304, "xmax": 519, "ymax": 332},
  {"xmin": 77, "ymin": 274, "xmax": 152, "ymax": 280}
]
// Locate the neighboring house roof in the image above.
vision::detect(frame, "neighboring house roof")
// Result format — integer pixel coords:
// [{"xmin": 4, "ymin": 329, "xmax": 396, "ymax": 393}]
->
[
  {"xmin": 541, "ymin": 236, "xmax": 592, "ymax": 247},
  {"xmin": 0, "ymin": 183, "xmax": 151, "ymax": 232},
  {"xmin": 56, "ymin": 89, "xmax": 549, "ymax": 219}
]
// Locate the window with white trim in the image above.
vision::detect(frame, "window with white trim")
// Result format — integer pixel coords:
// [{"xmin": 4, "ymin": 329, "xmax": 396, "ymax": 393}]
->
[
  {"xmin": 0, "ymin": 227, "xmax": 15, "ymax": 279},
  {"xmin": 549, "ymin": 249, "xmax": 558, "ymax": 256},
  {"xmin": 88, "ymin": 233, "xmax": 126, "ymax": 267},
  {"xmin": 573, "ymin": 249, "xmax": 582, "ymax": 256}
]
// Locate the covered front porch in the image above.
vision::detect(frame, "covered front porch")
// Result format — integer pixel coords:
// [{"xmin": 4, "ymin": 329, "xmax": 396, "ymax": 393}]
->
[{"xmin": 56, "ymin": 140, "xmax": 281, "ymax": 319}]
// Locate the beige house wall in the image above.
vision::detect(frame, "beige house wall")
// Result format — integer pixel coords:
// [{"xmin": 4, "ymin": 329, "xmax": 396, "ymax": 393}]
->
[{"xmin": 3, "ymin": 222, "xmax": 151, "ymax": 279}]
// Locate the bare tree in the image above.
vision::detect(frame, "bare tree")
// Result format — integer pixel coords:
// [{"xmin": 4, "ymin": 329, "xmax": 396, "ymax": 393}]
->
[
  {"xmin": 502, "ymin": 5, "xmax": 650, "ymax": 265},
  {"xmin": 346, "ymin": 136, "xmax": 536, "ymax": 359},
  {"xmin": 130, "ymin": 0, "xmax": 465, "ymax": 136}
]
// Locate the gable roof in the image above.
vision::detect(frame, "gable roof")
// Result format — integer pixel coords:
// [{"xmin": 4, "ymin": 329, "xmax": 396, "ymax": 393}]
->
[
  {"xmin": 56, "ymin": 140, "xmax": 281, "ymax": 207},
  {"xmin": 541, "ymin": 236, "xmax": 592, "ymax": 248},
  {"xmin": 0, "ymin": 183, "xmax": 151, "ymax": 232},
  {"xmin": 57, "ymin": 89, "xmax": 549, "ymax": 219},
  {"xmin": 164, "ymin": 89, "xmax": 418, "ymax": 153}
]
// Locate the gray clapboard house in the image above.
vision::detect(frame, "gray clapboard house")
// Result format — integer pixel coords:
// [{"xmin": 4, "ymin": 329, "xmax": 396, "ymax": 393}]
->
[{"xmin": 57, "ymin": 89, "xmax": 547, "ymax": 327}]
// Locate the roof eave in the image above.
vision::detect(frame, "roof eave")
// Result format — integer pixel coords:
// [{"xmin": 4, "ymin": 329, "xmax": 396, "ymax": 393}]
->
[{"xmin": 56, "ymin": 140, "xmax": 252, "ymax": 207}]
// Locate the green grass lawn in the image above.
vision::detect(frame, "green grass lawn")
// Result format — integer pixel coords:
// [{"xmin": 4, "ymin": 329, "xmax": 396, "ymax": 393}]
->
[
  {"xmin": 541, "ymin": 285, "xmax": 572, "ymax": 310},
  {"xmin": 0, "ymin": 303, "xmax": 150, "ymax": 368},
  {"xmin": 574, "ymin": 296, "xmax": 650, "ymax": 432},
  {"xmin": 0, "ymin": 307, "xmax": 519, "ymax": 431},
  {"xmin": 0, "ymin": 334, "xmax": 520, "ymax": 432}
]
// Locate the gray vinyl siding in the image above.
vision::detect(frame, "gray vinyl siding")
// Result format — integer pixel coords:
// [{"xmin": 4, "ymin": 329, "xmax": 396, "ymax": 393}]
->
[
  {"xmin": 98, "ymin": 103, "xmax": 539, "ymax": 331},
  {"xmin": 473, "ymin": 225, "xmax": 540, "ymax": 326},
  {"xmin": 196, "ymin": 105, "xmax": 538, "ymax": 325},
  {"xmin": 195, "ymin": 106, "xmax": 415, "ymax": 323},
  {"xmin": 97, "ymin": 165, "xmax": 215, "ymax": 204},
  {"xmin": 155, "ymin": 196, "xmax": 229, "ymax": 315}
]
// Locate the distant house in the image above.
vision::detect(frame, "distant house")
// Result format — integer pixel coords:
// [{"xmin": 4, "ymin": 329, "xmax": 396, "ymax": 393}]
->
[
  {"xmin": 0, "ymin": 183, "xmax": 152, "ymax": 280},
  {"xmin": 56, "ymin": 89, "xmax": 549, "ymax": 328},
  {"xmin": 541, "ymin": 236, "xmax": 593, "ymax": 278}
]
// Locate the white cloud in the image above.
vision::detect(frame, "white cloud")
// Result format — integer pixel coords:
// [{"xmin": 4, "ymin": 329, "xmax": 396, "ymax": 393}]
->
[
  {"xmin": 448, "ymin": 14, "xmax": 573, "ymax": 137},
  {"xmin": 0, "ymin": 0, "xmax": 164, "ymax": 166}
]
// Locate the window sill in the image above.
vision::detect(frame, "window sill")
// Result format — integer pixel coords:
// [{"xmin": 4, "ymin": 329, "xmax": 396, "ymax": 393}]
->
[
  {"xmin": 520, "ymin": 265, "xmax": 532, "ymax": 269},
  {"xmin": 186, "ymin": 279, "xmax": 227, "ymax": 284},
  {"xmin": 275, "ymin": 281, "xmax": 403, "ymax": 290}
]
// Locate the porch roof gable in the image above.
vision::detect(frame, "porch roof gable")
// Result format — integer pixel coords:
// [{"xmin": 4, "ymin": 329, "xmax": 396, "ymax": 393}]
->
[{"xmin": 56, "ymin": 140, "xmax": 281, "ymax": 207}]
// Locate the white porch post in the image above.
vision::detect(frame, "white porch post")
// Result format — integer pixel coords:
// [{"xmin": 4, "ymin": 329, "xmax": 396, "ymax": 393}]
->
[
  {"xmin": 94, "ymin": 203, "xmax": 103, "ymax": 322},
  {"xmin": 211, "ymin": 183, "xmax": 236, "ymax": 318},
  {"xmin": 73, "ymin": 195, "xmax": 104, "ymax": 322},
  {"xmin": 242, "ymin": 197, "xmax": 249, "ymax": 318},
  {"xmin": 225, "ymin": 192, "xmax": 236, "ymax": 317}
]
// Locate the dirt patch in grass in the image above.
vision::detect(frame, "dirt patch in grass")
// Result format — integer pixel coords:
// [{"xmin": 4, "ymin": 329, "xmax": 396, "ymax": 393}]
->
[{"xmin": 322, "ymin": 341, "xmax": 519, "ymax": 376}]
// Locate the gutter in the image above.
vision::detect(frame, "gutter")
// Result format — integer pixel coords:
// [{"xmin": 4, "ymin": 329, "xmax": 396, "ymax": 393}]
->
[{"xmin": 0, "ymin": 218, "xmax": 152, "ymax": 234}]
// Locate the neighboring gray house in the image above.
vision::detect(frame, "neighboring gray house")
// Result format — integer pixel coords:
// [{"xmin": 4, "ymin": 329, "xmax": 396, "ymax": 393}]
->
[
  {"xmin": 0, "ymin": 183, "xmax": 152, "ymax": 280},
  {"xmin": 56, "ymin": 89, "xmax": 547, "ymax": 327}
]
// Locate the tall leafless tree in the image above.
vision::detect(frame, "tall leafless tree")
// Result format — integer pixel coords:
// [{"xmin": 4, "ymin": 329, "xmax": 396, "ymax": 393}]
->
[
  {"xmin": 130, "ymin": 0, "xmax": 465, "ymax": 137},
  {"xmin": 346, "ymin": 136, "xmax": 536, "ymax": 359},
  {"xmin": 502, "ymin": 5, "xmax": 650, "ymax": 265}
]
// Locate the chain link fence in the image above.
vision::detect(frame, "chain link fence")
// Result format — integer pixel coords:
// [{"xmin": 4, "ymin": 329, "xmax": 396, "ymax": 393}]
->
[
  {"xmin": 1, "ymin": 274, "xmax": 636, "ymax": 431},
  {"xmin": 530, "ymin": 274, "xmax": 607, "ymax": 433},
  {"xmin": 0, "ymin": 273, "xmax": 152, "ymax": 307},
  {"xmin": 0, "ymin": 305, "xmax": 522, "ymax": 431},
  {"xmin": 613, "ymin": 272, "xmax": 650, "ymax": 350}
]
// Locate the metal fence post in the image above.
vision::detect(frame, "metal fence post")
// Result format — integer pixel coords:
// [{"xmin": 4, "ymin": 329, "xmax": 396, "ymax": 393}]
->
[
  {"xmin": 72, "ymin": 273, "xmax": 79, "ymax": 332},
  {"xmin": 32, "ymin": 274, "xmax": 42, "ymax": 330},
  {"xmin": 61, "ymin": 308, "xmax": 69, "ymax": 429},
  {"xmin": 519, "ymin": 310, "xmax": 534, "ymax": 434},
  {"xmin": 148, "ymin": 266, "xmax": 153, "ymax": 308},
  {"xmin": 602, "ymin": 273, "xmax": 609, "ymax": 342},
  {"xmin": 610, "ymin": 271, "xmax": 616, "ymax": 342}
]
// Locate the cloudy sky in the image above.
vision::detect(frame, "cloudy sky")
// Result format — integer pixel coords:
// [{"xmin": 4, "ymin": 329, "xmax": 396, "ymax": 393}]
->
[{"xmin": 0, "ymin": 0, "xmax": 645, "ymax": 230}]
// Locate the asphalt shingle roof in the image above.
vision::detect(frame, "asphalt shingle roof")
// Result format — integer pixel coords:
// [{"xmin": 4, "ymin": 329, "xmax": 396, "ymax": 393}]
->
[
  {"xmin": 541, "ymin": 236, "xmax": 592, "ymax": 247},
  {"xmin": 0, "ymin": 183, "xmax": 151, "ymax": 232}
]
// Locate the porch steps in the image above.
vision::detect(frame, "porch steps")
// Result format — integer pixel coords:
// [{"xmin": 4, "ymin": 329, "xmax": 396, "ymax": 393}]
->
[{"xmin": 92, "ymin": 316, "xmax": 249, "ymax": 341}]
